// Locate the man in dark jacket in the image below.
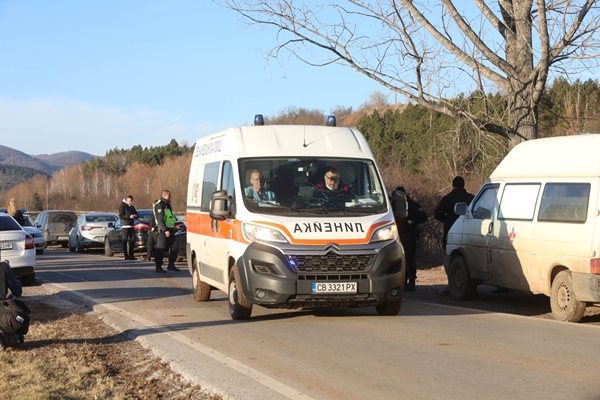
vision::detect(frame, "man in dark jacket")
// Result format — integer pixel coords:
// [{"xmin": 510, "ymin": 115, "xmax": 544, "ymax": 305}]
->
[
  {"xmin": 118, "ymin": 195, "xmax": 138, "ymax": 260},
  {"xmin": 153, "ymin": 190, "xmax": 179, "ymax": 273},
  {"xmin": 392, "ymin": 187, "xmax": 428, "ymax": 291},
  {"xmin": 1, "ymin": 261, "xmax": 22, "ymax": 299},
  {"xmin": 434, "ymin": 176, "xmax": 474, "ymax": 250}
]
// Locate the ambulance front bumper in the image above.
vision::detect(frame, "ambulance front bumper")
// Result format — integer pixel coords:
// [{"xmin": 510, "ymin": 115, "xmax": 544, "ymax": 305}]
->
[{"xmin": 236, "ymin": 241, "xmax": 405, "ymax": 308}]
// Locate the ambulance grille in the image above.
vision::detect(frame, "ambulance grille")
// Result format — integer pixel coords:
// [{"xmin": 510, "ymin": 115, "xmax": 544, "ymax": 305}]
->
[{"xmin": 290, "ymin": 253, "xmax": 375, "ymax": 273}]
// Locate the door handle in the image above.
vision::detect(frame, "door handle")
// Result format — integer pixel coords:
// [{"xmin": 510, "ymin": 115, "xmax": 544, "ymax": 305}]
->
[{"xmin": 487, "ymin": 221, "xmax": 493, "ymax": 234}]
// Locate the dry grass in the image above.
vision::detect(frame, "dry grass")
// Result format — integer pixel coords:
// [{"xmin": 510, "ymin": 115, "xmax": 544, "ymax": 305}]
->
[{"xmin": 0, "ymin": 299, "xmax": 219, "ymax": 400}]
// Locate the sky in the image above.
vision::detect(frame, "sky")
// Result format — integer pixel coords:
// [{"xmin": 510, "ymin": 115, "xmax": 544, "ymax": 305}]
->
[{"xmin": 0, "ymin": 1, "xmax": 385, "ymax": 156}]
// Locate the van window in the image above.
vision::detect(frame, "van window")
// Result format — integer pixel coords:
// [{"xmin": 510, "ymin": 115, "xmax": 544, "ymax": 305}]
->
[
  {"xmin": 222, "ymin": 161, "xmax": 236, "ymax": 216},
  {"xmin": 498, "ymin": 183, "xmax": 540, "ymax": 221},
  {"xmin": 471, "ymin": 185, "xmax": 499, "ymax": 219},
  {"xmin": 538, "ymin": 183, "xmax": 590, "ymax": 223},
  {"xmin": 238, "ymin": 157, "xmax": 387, "ymax": 216},
  {"xmin": 201, "ymin": 162, "xmax": 220, "ymax": 212}
]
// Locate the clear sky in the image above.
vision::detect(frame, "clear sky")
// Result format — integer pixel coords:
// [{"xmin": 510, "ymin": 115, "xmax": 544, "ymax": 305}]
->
[{"xmin": 0, "ymin": 0, "xmax": 384, "ymax": 156}]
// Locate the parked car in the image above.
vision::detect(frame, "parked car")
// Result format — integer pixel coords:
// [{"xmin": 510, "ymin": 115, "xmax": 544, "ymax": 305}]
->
[
  {"xmin": 104, "ymin": 209, "xmax": 186, "ymax": 260},
  {"xmin": 68, "ymin": 212, "xmax": 118, "ymax": 253},
  {"xmin": 0, "ymin": 213, "xmax": 36, "ymax": 285},
  {"xmin": 22, "ymin": 213, "xmax": 45, "ymax": 255},
  {"xmin": 35, "ymin": 210, "xmax": 77, "ymax": 248}
]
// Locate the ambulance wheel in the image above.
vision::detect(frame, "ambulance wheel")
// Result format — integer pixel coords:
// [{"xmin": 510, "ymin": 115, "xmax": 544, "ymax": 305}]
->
[
  {"xmin": 375, "ymin": 300, "xmax": 401, "ymax": 316},
  {"xmin": 192, "ymin": 257, "xmax": 211, "ymax": 302},
  {"xmin": 228, "ymin": 264, "xmax": 252, "ymax": 320},
  {"xmin": 104, "ymin": 238, "xmax": 114, "ymax": 257},
  {"xmin": 550, "ymin": 271, "xmax": 586, "ymax": 323},
  {"xmin": 448, "ymin": 256, "xmax": 478, "ymax": 300}
]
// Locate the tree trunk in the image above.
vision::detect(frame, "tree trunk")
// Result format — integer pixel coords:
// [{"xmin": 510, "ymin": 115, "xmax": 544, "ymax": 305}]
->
[{"xmin": 502, "ymin": 0, "xmax": 538, "ymax": 146}]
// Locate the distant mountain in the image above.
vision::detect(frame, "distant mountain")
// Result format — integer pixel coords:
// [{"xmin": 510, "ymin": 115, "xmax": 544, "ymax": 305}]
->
[
  {"xmin": 34, "ymin": 151, "xmax": 95, "ymax": 168},
  {"xmin": 0, "ymin": 145, "xmax": 95, "ymax": 191}
]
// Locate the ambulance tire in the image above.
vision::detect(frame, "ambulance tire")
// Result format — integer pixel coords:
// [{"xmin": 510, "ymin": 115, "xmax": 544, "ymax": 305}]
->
[
  {"xmin": 375, "ymin": 300, "xmax": 401, "ymax": 316},
  {"xmin": 550, "ymin": 271, "xmax": 586, "ymax": 323},
  {"xmin": 192, "ymin": 257, "xmax": 211, "ymax": 302},
  {"xmin": 228, "ymin": 264, "xmax": 252, "ymax": 320},
  {"xmin": 448, "ymin": 256, "xmax": 478, "ymax": 300}
]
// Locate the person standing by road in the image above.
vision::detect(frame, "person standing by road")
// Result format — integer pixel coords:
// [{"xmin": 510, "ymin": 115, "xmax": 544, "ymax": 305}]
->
[
  {"xmin": 153, "ymin": 190, "xmax": 179, "ymax": 273},
  {"xmin": 434, "ymin": 176, "xmax": 474, "ymax": 251},
  {"xmin": 118, "ymin": 195, "xmax": 138, "ymax": 260},
  {"xmin": 6, "ymin": 198, "xmax": 25, "ymax": 226},
  {"xmin": 392, "ymin": 187, "xmax": 428, "ymax": 292}
]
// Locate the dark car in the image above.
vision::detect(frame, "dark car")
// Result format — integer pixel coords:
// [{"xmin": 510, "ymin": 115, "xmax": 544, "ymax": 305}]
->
[
  {"xmin": 35, "ymin": 210, "xmax": 77, "ymax": 248},
  {"xmin": 104, "ymin": 209, "xmax": 186, "ymax": 260}
]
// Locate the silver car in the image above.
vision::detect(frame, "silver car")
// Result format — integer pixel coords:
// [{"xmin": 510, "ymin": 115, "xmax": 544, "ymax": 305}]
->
[
  {"xmin": 68, "ymin": 213, "xmax": 118, "ymax": 253},
  {"xmin": 0, "ymin": 213, "xmax": 36, "ymax": 285},
  {"xmin": 22, "ymin": 214, "xmax": 45, "ymax": 255}
]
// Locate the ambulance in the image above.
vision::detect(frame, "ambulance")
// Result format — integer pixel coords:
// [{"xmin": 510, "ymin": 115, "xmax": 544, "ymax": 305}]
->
[{"xmin": 186, "ymin": 116, "xmax": 406, "ymax": 319}]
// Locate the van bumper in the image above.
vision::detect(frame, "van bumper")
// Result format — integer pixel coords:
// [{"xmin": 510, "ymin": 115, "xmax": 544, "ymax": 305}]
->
[
  {"xmin": 236, "ymin": 241, "xmax": 405, "ymax": 308},
  {"xmin": 572, "ymin": 272, "xmax": 600, "ymax": 303}
]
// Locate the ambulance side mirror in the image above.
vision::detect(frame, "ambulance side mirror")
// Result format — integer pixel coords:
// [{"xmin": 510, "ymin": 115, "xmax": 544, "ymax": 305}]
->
[
  {"xmin": 210, "ymin": 190, "xmax": 231, "ymax": 221},
  {"xmin": 390, "ymin": 190, "xmax": 408, "ymax": 219}
]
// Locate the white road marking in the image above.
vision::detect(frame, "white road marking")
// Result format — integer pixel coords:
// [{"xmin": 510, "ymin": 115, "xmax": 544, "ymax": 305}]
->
[{"xmin": 43, "ymin": 275, "xmax": 316, "ymax": 400}]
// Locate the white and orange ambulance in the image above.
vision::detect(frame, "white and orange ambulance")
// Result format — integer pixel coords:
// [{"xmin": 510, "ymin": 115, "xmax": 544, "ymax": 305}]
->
[{"xmin": 186, "ymin": 116, "xmax": 405, "ymax": 319}]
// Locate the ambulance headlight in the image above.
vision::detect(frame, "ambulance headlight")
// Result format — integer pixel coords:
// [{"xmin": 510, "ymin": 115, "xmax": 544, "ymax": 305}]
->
[
  {"xmin": 370, "ymin": 223, "xmax": 399, "ymax": 243},
  {"xmin": 242, "ymin": 223, "xmax": 289, "ymax": 244}
]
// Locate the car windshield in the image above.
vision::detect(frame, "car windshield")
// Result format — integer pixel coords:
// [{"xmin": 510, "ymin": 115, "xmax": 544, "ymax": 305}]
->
[
  {"xmin": 136, "ymin": 210, "xmax": 153, "ymax": 224},
  {"xmin": 238, "ymin": 157, "xmax": 387, "ymax": 216},
  {"xmin": 0, "ymin": 215, "xmax": 22, "ymax": 231},
  {"xmin": 85, "ymin": 214, "xmax": 117, "ymax": 223},
  {"xmin": 49, "ymin": 213, "xmax": 76, "ymax": 223},
  {"xmin": 23, "ymin": 215, "xmax": 36, "ymax": 227}
]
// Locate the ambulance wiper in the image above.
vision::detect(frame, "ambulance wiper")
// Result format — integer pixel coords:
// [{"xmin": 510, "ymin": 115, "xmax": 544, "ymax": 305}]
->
[{"xmin": 293, "ymin": 207, "xmax": 330, "ymax": 215}]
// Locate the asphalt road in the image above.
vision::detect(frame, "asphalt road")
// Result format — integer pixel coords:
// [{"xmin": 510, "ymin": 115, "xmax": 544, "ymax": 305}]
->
[{"xmin": 35, "ymin": 249, "xmax": 600, "ymax": 400}]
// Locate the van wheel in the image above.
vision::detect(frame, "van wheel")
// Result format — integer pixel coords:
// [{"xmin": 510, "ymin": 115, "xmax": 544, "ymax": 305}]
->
[
  {"xmin": 104, "ymin": 238, "xmax": 114, "ymax": 257},
  {"xmin": 228, "ymin": 264, "xmax": 252, "ymax": 320},
  {"xmin": 375, "ymin": 300, "xmax": 401, "ymax": 316},
  {"xmin": 550, "ymin": 271, "xmax": 586, "ymax": 323},
  {"xmin": 448, "ymin": 256, "xmax": 478, "ymax": 300},
  {"xmin": 192, "ymin": 257, "xmax": 211, "ymax": 302}
]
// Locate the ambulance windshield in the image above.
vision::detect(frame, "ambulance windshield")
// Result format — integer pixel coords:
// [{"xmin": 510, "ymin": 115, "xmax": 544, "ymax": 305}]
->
[{"xmin": 239, "ymin": 157, "xmax": 387, "ymax": 216}]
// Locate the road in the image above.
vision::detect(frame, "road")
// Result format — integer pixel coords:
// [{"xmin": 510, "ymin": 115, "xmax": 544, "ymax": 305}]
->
[{"xmin": 35, "ymin": 249, "xmax": 600, "ymax": 400}]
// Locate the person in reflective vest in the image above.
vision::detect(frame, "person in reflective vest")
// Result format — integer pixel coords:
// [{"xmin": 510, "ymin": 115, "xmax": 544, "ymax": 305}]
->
[{"xmin": 152, "ymin": 190, "xmax": 179, "ymax": 273}]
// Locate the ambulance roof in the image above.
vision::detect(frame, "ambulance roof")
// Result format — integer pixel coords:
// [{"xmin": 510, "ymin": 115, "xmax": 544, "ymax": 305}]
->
[
  {"xmin": 192, "ymin": 125, "xmax": 374, "ymax": 160},
  {"xmin": 491, "ymin": 133, "xmax": 600, "ymax": 179}
]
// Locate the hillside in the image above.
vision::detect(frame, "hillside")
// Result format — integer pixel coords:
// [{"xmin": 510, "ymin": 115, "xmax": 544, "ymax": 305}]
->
[
  {"xmin": 0, "ymin": 145, "xmax": 95, "ymax": 190},
  {"xmin": 0, "ymin": 164, "xmax": 48, "ymax": 191}
]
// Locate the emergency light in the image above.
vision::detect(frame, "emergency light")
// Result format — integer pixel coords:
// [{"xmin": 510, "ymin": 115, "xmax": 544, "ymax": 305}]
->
[
  {"xmin": 326, "ymin": 115, "xmax": 336, "ymax": 127},
  {"xmin": 254, "ymin": 114, "xmax": 265, "ymax": 126}
]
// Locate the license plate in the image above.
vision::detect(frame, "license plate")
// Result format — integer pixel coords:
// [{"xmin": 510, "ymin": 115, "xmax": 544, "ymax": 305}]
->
[
  {"xmin": 0, "ymin": 242, "xmax": 13, "ymax": 250},
  {"xmin": 312, "ymin": 282, "xmax": 357, "ymax": 294}
]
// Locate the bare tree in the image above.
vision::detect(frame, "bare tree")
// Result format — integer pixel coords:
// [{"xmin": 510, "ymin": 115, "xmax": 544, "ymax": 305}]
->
[{"xmin": 225, "ymin": 0, "xmax": 600, "ymax": 144}]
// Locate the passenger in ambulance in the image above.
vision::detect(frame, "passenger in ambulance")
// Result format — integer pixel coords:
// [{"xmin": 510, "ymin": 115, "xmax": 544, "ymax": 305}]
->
[
  {"xmin": 270, "ymin": 166, "xmax": 299, "ymax": 206},
  {"xmin": 244, "ymin": 169, "xmax": 278, "ymax": 203}
]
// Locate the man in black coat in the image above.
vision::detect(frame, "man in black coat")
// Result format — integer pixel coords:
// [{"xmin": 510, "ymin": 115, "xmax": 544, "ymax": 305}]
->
[
  {"xmin": 118, "ymin": 195, "xmax": 138, "ymax": 260},
  {"xmin": 392, "ymin": 187, "xmax": 428, "ymax": 292},
  {"xmin": 434, "ymin": 176, "xmax": 474, "ymax": 250}
]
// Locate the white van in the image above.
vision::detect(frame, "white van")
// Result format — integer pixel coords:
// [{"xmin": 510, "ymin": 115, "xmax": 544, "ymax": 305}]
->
[
  {"xmin": 186, "ymin": 117, "xmax": 406, "ymax": 320},
  {"xmin": 446, "ymin": 134, "xmax": 600, "ymax": 322}
]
